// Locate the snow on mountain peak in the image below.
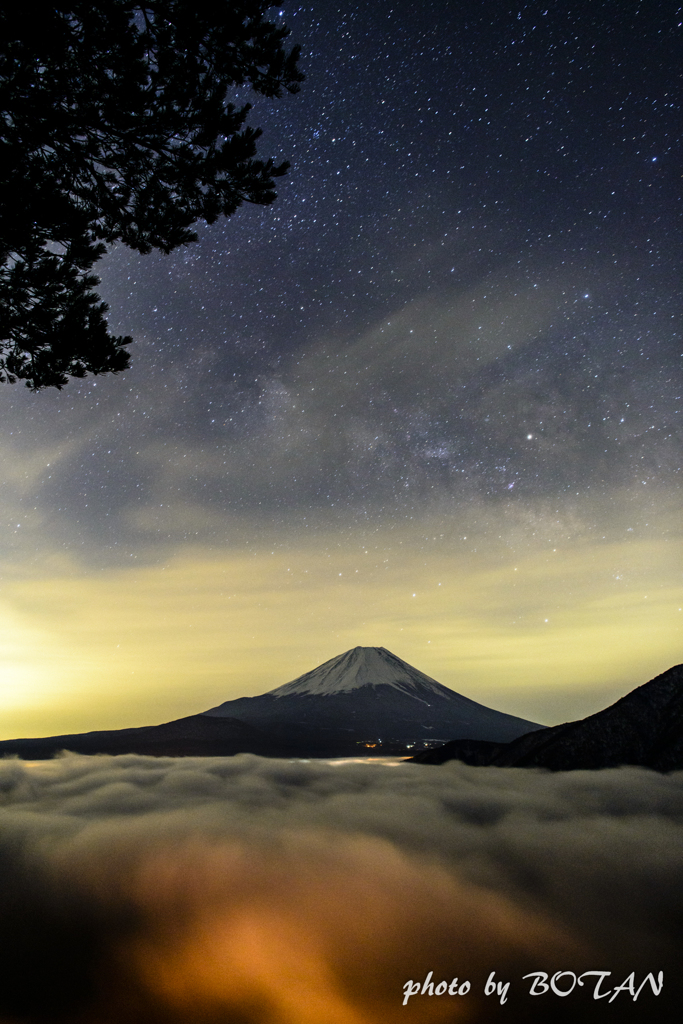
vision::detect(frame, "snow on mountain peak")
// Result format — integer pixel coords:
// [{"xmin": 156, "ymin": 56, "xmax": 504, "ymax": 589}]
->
[{"xmin": 267, "ymin": 646, "xmax": 451, "ymax": 698}]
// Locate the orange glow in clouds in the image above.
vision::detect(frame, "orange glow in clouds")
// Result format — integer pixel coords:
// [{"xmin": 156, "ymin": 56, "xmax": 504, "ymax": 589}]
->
[{"xmin": 82, "ymin": 833, "xmax": 582, "ymax": 1024}]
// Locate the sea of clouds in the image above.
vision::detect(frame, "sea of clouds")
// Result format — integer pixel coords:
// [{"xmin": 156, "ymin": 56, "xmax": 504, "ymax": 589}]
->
[{"xmin": 0, "ymin": 753, "xmax": 681, "ymax": 1023}]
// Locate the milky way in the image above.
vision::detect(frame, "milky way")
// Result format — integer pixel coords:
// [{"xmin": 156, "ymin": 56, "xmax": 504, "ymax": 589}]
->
[{"xmin": 0, "ymin": 0, "xmax": 680, "ymax": 734}]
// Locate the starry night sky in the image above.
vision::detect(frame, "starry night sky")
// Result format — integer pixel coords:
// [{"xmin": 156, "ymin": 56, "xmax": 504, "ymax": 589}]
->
[{"xmin": 1, "ymin": 0, "xmax": 681, "ymax": 738}]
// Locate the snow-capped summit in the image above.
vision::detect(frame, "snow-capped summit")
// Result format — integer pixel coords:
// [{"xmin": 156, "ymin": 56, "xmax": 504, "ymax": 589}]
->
[
  {"xmin": 203, "ymin": 646, "xmax": 542, "ymax": 749},
  {"xmin": 267, "ymin": 646, "xmax": 454, "ymax": 699}
]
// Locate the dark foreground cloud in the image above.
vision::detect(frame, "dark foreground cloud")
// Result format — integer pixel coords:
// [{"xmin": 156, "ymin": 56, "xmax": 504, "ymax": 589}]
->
[{"xmin": 0, "ymin": 754, "xmax": 681, "ymax": 1023}]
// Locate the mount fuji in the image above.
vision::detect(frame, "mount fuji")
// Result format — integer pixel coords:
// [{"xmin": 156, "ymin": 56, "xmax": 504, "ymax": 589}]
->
[
  {"xmin": 0, "ymin": 646, "xmax": 541, "ymax": 759},
  {"xmin": 202, "ymin": 646, "xmax": 541, "ymax": 752}
]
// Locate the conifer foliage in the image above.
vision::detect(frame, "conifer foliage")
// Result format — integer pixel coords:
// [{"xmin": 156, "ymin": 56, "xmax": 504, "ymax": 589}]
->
[{"xmin": 0, "ymin": 2, "xmax": 303, "ymax": 388}]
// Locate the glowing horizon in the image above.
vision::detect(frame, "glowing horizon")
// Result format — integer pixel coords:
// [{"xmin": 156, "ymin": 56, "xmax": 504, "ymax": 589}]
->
[{"xmin": 1, "ymin": 504, "xmax": 680, "ymax": 739}]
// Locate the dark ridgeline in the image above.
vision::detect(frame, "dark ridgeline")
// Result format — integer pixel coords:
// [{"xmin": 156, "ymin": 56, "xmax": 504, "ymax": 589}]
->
[
  {"xmin": 411, "ymin": 664, "xmax": 683, "ymax": 771},
  {"xmin": 0, "ymin": 715, "xmax": 310, "ymax": 761},
  {"xmin": 0, "ymin": 647, "xmax": 539, "ymax": 759}
]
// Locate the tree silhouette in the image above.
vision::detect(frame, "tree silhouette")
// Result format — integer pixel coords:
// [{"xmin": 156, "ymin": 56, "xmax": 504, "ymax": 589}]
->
[{"xmin": 0, "ymin": 1, "xmax": 303, "ymax": 388}]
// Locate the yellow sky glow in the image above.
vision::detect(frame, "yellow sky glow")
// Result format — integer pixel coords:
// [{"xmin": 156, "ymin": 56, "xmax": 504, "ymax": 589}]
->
[{"xmin": 1, "ymin": 522, "xmax": 680, "ymax": 739}]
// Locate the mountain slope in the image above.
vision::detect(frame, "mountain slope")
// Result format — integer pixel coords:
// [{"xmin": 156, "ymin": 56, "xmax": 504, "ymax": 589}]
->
[
  {"xmin": 0, "ymin": 715, "xmax": 311, "ymax": 760},
  {"xmin": 411, "ymin": 664, "xmax": 683, "ymax": 770},
  {"xmin": 203, "ymin": 646, "xmax": 541, "ymax": 747}
]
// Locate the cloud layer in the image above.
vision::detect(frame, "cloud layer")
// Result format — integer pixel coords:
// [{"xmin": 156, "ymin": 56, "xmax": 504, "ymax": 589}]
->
[{"xmin": 0, "ymin": 754, "xmax": 681, "ymax": 1023}]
